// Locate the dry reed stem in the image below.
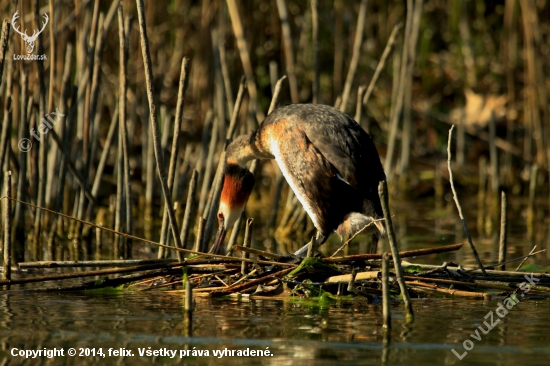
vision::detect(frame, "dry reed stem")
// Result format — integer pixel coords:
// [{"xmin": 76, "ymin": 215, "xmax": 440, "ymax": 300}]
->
[
  {"xmin": 135, "ymin": 0, "xmax": 183, "ymax": 252},
  {"xmin": 363, "ymin": 22, "xmax": 402, "ymax": 105},
  {"xmin": 378, "ymin": 180, "xmax": 414, "ymax": 322},
  {"xmin": 159, "ymin": 57, "xmax": 190, "ymax": 260},
  {"xmin": 0, "ymin": 20, "xmax": 9, "ymax": 84},
  {"xmin": 268, "ymin": 75, "xmax": 287, "ymax": 115},
  {"xmin": 447, "ymin": 126, "xmax": 487, "ymax": 275},
  {"xmin": 226, "ymin": 0, "xmax": 264, "ymax": 122},
  {"xmin": 225, "ymin": 76, "xmax": 247, "ymax": 145},
  {"xmin": 407, "ymin": 283, "xmax": 488, "ymax": 299},
  {"xmin": 382, "ymin": 252, "xmax": 391, "ymax": 328},
  {"xmin": 354, "ymin": 85, "xmax": 367, "ymax": 122},
  {"xmin": 498, "ymin": 191, "xmax": 508, "ymax": 270},
  {"xmin": 527, "ymin": 164, "xmax": 538, "ymax": 242},
  {"xmin": 19, "ymin": 259, "xmax": 178, "ymax": 268},
  {"xmin": 118, "ymin": 5, "xmax": 133, "ymax": 258},
  {"xmin": 311, "ymin": 0, "xmax": 319, "ymax": 104},
  {"xmin": 180, "ymin": 170, "xmax": 198, "ymax": 250},
  {"xmin": 275, "ymin": 0, "xmax": 299, "ymax": 104},
  {"xmin": 339, "ymin": 0, "xmax": 368, "ymax": 113},
  {"xmin": 3, "ymin": 171, "xmax": 11, "ymax": 282},
  {"xmin": 241, "ymin": 218, "xmax": 253, "ymax": 275},
  {"xmin": 384, "ymin": 0, "xmax": 413, "ymax": 177},
  {"xmin": 399, "ymin": 0, "xmax": 423, "ymax": 181}
]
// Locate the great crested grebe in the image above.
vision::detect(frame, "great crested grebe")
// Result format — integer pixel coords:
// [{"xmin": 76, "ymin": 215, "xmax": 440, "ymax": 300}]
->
[{"xmin": 210, "ymin": 103, "xmax": 386, "ymax": 257}]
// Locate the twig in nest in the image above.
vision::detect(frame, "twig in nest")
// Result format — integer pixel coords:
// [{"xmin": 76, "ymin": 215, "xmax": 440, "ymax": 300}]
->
[
  {"xmin": 330, "ymin": 218, "xmax": 386, "ymax": 257},
  {"xmin": 515, "ymin": 245, "xmax": 538, "ymax": 272}
]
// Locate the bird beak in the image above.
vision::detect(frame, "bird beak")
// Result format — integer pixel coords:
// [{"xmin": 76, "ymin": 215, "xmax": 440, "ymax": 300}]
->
[{"xmin": 209, "ymin": 213, "xmax": 226, "ymax": 254}]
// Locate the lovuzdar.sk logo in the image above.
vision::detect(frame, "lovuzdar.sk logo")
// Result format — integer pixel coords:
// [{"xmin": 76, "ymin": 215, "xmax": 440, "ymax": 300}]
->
[{"xmin": 11, "ymin": 10, "xmax": 48, "ymax": 61}]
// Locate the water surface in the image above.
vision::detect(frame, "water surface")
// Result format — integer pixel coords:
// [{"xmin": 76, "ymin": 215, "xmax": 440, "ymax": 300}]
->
[{"xmin": 1, "ymin": 292, "xmax": 549, "ymax": 365}]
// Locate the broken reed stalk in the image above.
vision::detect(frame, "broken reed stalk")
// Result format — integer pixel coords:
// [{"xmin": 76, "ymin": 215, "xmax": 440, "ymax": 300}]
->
[
  {"xmin": 363, "ymin": 22, "xmax": 403, "ymax": 106},
  {"xmin": 354, "ymin": 85, "xmax": 367, "ymax": 123},
  {"xmin": 3, "ymin": 171, "xmax": 11, "ymax": 283},
  {"xmin": 275, "ymin": 0, "xmax": 299, "ymax": 104},
  {"xmin": 339, "ymin": 0, "xmax": 368, "ymax": 112},
  {"xmin": 0, "ymin": 196, "xmax": 296, "ymax": 267},
  {"xmin": 527, "ymin": 164, "xmax": 538, "ymax": 242},
  {"xmin": 135, "ymin": 0, "xmax": 183, "ymax": 252},
  {"xmin": 498, "ymin": 191, "xmax": 508, "ymax": 270},
  {"xmin": 382, "ymin": 252, "xmax": 391, "ymax": 329},
  {"xmin": 225, "ymin": 77, "xmax": 247, "ymax": 145},
  {"xmin": 447, "ymin": 125, "xmax": 487, "ymax": 275},
  {"xmin": 241, "ymin": 218, "xmax": 253, "ymax": 275},
  {"xmin": 225, "ymin": 212, "xmax": 244, "ymax": 256},
  {"xmin": 477, "ymin": 156, "xmax": 487, "ymax": 235},
  {"xmin": 114, "ymin": 100, "xmax": 124, "ymax": 258},
  {"xmin": 268, "ymin": 76, "xmax": 288, "ymax": 115},
  {"xmin": 306, "ymin": 236, "xmax": 315, "ymax": 258},
  {"xmin": 158, "ymin": 57, "xmax": 190, "ymax": 260},
  {"xmin": 194, "ymin": 216, "xmax": 206, "ymax": 253},
  {"xmin": 184, "ymin": 280, "xmax": 193, "ymax": 337},
  {"xmin": 180, "ymin": 170, "xmax": 198, "ymax": 250},
  {"xmin": 489, "ymin": 112, "xmax": 499, "ymax": 193},
  {"xmin": 311, "ymin": 0, "xmax": 319, "ymax": 104},
  {"xmin": 378, "ymin": 180, "xmax": 414, "ymax": 322},
  {"xmin": 202, "ymin": 152, "xmax": 225, "ymax": 251}
]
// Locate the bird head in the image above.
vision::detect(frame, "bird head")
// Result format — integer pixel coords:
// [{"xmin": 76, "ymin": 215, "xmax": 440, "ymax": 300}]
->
[{"xmin": 210, "ymin": 163, "xmax": 255, "ymax": 254}]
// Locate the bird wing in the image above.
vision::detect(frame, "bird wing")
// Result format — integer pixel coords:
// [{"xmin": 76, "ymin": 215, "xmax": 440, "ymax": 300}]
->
[
  {"xmin": 297, "ymin": 105, "xmax": 386, "ymax": 195},
  {"xmin": 269, "ymin": 124, "xmax": 363, "ymax": 234}
]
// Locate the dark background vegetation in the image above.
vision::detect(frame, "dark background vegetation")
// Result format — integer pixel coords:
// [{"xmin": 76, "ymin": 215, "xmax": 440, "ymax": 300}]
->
[{"xmin": 0, "ymin": 0, "xmax": 548, "ymax": 263}]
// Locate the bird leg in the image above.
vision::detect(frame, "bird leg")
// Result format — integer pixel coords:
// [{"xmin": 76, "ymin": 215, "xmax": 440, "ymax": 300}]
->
[{"xmin": 293, "ymin": 231, "xmax": 328, "ymax": 258}]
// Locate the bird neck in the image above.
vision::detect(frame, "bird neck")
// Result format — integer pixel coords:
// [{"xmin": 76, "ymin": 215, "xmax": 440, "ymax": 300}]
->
[{"xmin": 226, "ymin": 134, "xmax": 257, "ymax": 166}]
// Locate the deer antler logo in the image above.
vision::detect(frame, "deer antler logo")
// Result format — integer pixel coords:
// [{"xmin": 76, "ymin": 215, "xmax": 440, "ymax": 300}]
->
[{"xmin": 11, "ymin": 11, "xmax": 49, "ymax": 54}]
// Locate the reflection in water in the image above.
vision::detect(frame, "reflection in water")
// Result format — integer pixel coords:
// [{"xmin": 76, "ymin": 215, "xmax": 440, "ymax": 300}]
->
[{"xmin": 0, "ymin": 292, "xmax": 549, "ymax": 365}]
